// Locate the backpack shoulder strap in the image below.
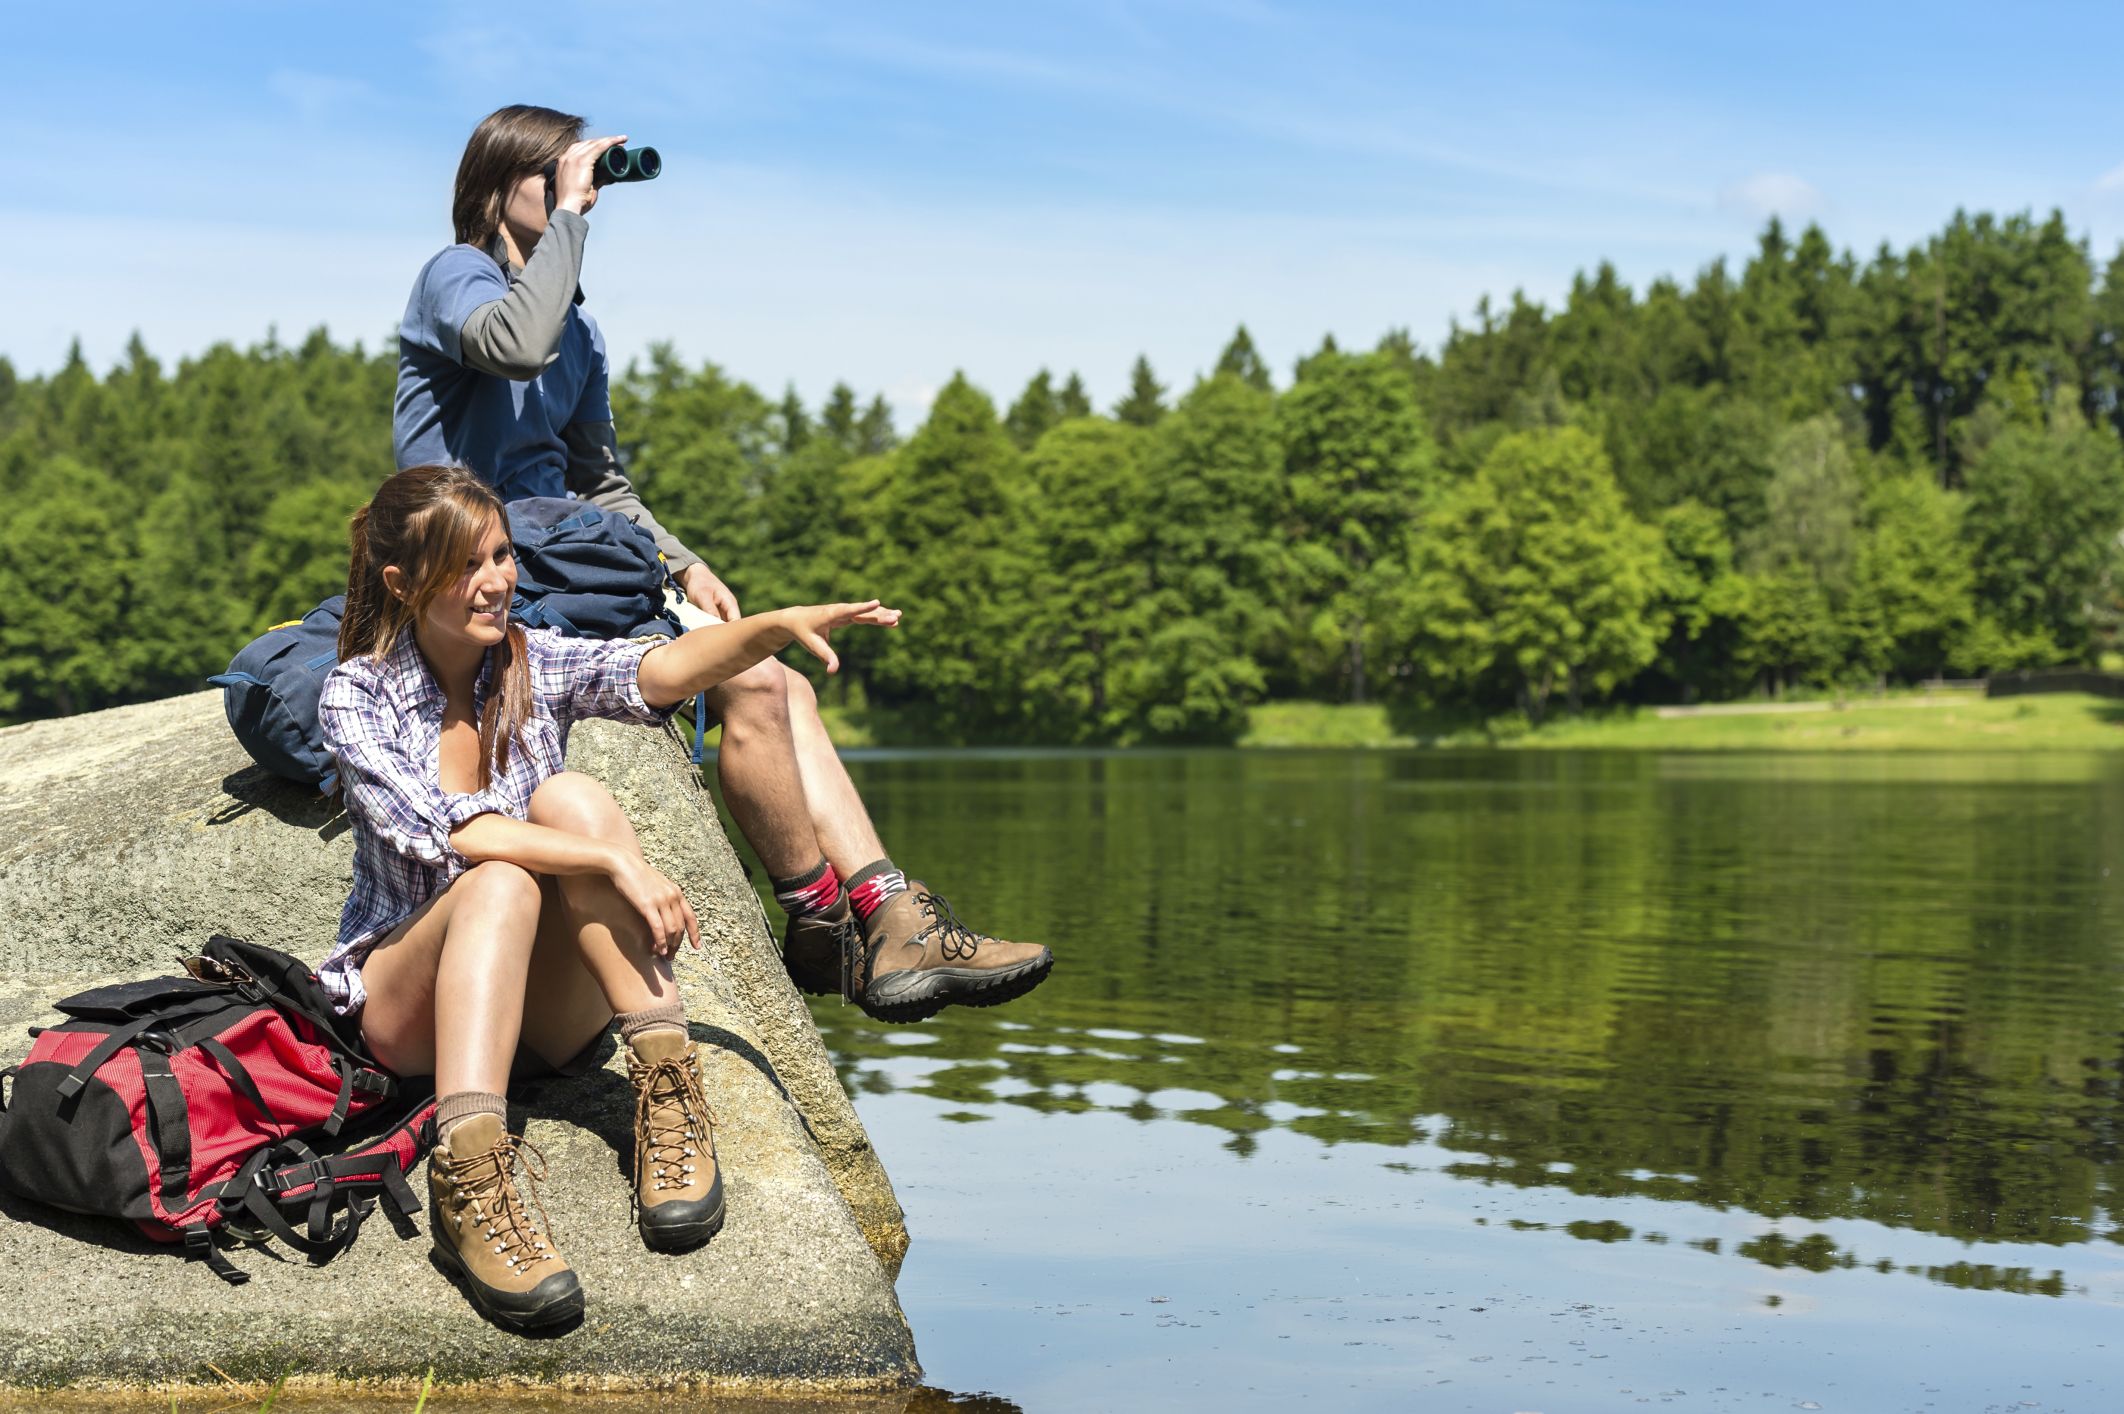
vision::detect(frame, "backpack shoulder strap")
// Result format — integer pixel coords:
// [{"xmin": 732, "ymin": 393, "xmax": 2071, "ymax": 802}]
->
[{"xmin": 200, "ymin": 935, "xmax": 369, "ymax": 1059}]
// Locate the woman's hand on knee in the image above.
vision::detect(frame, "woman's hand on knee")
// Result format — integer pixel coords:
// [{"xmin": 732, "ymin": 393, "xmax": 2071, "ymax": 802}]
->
[{"xmin": 610, "ymin": 854, "xmax": 700, "ymax": 957}]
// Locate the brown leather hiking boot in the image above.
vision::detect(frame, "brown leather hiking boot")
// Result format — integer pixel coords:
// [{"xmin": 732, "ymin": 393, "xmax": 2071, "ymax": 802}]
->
[
  {"xmin": 427, "ymin": 1114, "xmax": 583, "ymax": 1331},
  {"xmin": 782, "ymin": 893, "xmax": 858, "ymax": 997},
  {"xmin": 850, "ymin": 883, "xmax": 1054, "ymax": 1024},
  {"xmin": 627, "ymin": 1029, "xmax": 725, "ymax": 1252}
]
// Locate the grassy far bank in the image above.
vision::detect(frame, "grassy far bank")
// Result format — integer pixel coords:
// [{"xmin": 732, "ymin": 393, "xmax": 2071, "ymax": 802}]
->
[{"xmin": 803, "ymin": 691, "xmax": 2124, "ymax": 752}]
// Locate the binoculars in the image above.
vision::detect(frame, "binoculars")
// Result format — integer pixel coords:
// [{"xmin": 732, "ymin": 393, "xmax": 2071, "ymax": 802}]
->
[{"xmin": 542, "ymin": 144, "xmax": 661, "ymax": 189}]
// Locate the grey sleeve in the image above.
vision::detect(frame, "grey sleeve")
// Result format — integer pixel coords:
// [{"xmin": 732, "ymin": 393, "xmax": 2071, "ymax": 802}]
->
[
  {"xmin": 457, "ymin": 209, "xmax": 589, "ymax": 380},
  {"xmin": 560, "ymin": 420, "xmax": 706, "ymax": 577}
]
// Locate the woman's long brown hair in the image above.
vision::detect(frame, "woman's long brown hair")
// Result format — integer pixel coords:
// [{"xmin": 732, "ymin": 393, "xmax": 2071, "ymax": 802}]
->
[
  {"xmin": 340, "ymin": 465, "xmax": 530, "ymax": 789},
  {"xmin": 451, "ymin": 104, "xmax": 587, "ymax": 251}
]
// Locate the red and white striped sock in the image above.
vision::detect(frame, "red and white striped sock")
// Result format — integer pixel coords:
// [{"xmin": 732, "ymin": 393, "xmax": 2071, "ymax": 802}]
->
[
  {"xmin": 772, "ymin": 857, "xmax": 843, "ymax": 919},
  {"xmin": 846, "ymin": 860, "xmax": 909, "ymax": 924}
]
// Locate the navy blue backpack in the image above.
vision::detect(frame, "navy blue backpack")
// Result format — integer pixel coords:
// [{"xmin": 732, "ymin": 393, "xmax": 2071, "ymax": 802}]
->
[
  {"xmin": 211, "ymin": 500, "xmax": 698, "ymax": 792},
  {"xmin": 208, "ymin": 596, "xmax": 347, "ymax": 793},
  {"xmin": 507, "ymin": 497, "xmax": 682, "ymax": 642}
]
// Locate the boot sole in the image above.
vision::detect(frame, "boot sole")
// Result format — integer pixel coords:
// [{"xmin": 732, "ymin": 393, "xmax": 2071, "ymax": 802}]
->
[
  {"xmin": 639, "ymin": 1186, "xmax": 727, "ymax": 1253},
  {"xmin": 862, "ymin": 951, "xmax": 1055, "ymax": 1024},
  {"xmin": 430, "ymin": 1241, "xmax": 585, "ymax": 1331}
]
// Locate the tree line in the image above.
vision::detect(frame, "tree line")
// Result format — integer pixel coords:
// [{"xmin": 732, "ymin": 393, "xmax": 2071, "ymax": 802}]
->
[{"xmin": 6, "ymin": 208, "xmax": 2124, "ymax": 739}]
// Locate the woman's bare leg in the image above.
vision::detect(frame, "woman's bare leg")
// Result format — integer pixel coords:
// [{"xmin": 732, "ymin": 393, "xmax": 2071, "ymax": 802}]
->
[
  {"xmin": 356, "ymin": 859, "xmax": 544, "ymax": 1094},
  {"xmin": 518, "ymin": 771, "xmax": 683, "ymax": 1067}
]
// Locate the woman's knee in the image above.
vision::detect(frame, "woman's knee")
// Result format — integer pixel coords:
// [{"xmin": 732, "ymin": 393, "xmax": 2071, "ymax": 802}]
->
[
  {"xmin": 528, "ymin": 770, "xmax": 628, "ymax": 838},
  {"xmin": 454, "ymin": 859, "xmax": 544, "ymax": 925}
]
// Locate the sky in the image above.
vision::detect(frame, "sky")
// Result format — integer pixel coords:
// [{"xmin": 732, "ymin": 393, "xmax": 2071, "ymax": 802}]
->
[{"xmin": 8, "ymin": 0, "xmax": 2124, "ymax": 427}]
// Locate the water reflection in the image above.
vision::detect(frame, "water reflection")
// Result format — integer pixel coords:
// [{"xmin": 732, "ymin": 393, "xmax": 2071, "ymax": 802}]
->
[{"xmin": 751, "ymin": 750, "xmax": 2124, "ymax": 1289}]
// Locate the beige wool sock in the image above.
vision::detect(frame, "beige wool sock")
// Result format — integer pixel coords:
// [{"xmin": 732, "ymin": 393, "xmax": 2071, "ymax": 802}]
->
[
  {"xmin": 617, "ymin": 1002, "xmax": 687, "ymax": 1047},
  {"xmin": 434, "ymin": 1090, "xmax": 508, "ymax": 1145}
]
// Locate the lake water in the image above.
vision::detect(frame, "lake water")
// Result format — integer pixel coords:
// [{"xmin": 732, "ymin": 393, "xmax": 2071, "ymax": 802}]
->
[{"xmin": 727, "ymin": 748, "xmax": 2124, "ymax": 1413}]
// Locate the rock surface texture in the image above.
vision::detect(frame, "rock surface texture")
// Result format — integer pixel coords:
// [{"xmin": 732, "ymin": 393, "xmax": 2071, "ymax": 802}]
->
[{"xmin": 0, "ymin": 691, "xmax": 915, "ymax": 1394}]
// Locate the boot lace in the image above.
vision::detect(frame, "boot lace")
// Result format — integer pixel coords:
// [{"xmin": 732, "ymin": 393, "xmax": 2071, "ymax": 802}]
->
[
  {"xmin": 835, "ymin": 905, "xmax": 871, "ymax": 1001},
  {"xmin": 456, "ymin": 1134, "xmax": 559, "ymax": 1277},
  {"xmin": 913, "ymin": 890, "xmax": 984, "ymax": 962},
  {"xmin": 631, "ymin": 1047, "xmax": 717, "ymax": 1209}
]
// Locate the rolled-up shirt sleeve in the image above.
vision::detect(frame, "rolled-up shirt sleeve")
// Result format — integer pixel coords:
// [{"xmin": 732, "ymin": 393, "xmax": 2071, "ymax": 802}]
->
[
  {"xmin": 319, "ymin": 666, "xmax": 510, "ymax": 877},
  {"xmin": 525, "ymin": 628, "xmax": 677, "ymax": 729}
]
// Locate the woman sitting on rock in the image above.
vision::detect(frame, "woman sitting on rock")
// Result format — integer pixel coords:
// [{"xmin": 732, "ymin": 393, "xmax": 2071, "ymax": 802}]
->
[{"xmin": 317, "ymin": 463, "xmax": 896, "ymax": 1332}]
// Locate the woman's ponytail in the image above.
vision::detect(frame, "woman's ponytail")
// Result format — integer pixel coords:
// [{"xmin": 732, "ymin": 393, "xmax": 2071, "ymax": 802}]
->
[{"xmin": 337, "ymin": 504, "xmax": 382, "ymax": 663}]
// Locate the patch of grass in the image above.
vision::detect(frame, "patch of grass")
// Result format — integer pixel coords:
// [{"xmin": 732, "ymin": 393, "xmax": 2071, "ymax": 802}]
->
[
  {"xmin": 1521, "ymin": 692, "xmax": 2124, "ymax": 751},
  {"xmin": 1243, "ymin": 693, "xmax": 2124, "ymax": 752}
]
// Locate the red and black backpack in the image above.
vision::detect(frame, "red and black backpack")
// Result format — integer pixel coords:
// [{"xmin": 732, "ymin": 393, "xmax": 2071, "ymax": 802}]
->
[{"xmin": 0, "ymin": 935, "xmax": 435, "ymax": 1284}]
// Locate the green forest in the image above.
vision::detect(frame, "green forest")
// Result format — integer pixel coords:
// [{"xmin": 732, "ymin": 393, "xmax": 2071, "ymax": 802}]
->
[{"xmin": 7, "ymin": 208, "xmax": 2124, "ymax": 741}]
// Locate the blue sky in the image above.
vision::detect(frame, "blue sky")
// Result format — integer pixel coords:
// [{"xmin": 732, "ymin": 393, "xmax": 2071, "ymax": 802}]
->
[{"xmin": 9, "ymin": 1, "xmax": 2124, "ymax": 425}]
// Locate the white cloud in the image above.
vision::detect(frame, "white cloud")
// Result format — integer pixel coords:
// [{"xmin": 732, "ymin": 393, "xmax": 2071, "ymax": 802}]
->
[
  {"xmin": 2096, "ymin": 161, "xmax": 2124, "ymax": 193},
  {"xmin": 1719, "ymin": 172, "xmax": 1824, "ymax": 223}
]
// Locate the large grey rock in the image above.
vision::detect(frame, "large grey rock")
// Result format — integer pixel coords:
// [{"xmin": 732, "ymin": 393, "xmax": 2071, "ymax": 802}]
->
[{"xmin": 0, "ymin": 692, "xmax": 915, "ymax": 1394}]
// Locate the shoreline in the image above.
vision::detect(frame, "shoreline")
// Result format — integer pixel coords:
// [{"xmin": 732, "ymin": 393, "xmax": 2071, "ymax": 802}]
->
[{"xmin": 800, "ymin": 691, "xmax": 2124, "ymax": 754}]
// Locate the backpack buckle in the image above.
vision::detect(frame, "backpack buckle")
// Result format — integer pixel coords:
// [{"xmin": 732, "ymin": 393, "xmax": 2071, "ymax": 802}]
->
[
  {"xmin": 260, "ymin": 1158, "xmax": 327, "ymax": 1196},
  {"xmin": 184, "ymin": 1227, "xmax": 249, "ymax": 1286}
]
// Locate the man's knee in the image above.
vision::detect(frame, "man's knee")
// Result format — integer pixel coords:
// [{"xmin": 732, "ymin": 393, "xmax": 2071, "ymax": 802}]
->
[
  {"xmin": 707, "ymin": 657, "xmax": 790, "ymax": 731},
  {"xmin": 780, "ymin": 661, "xmax": 819, "ymax": 716},
  {"xmin": 527, "ymin": 770, "xmax": 626, "ymax": 838}
]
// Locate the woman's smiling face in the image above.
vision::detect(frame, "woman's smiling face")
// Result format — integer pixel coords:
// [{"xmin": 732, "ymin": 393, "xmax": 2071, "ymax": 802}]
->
[{"xmin": 421, "ymin": 513, "xmax": 516, "ymax": 653}]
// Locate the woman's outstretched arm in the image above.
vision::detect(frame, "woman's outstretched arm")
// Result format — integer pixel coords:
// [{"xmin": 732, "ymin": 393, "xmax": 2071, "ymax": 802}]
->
[{"xmin": 635, "ymin": 601, "xmax": 901, "ymax": 709}]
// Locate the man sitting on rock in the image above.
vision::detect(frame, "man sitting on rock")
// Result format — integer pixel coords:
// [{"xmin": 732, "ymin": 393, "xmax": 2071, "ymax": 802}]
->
[{"xmin": 390, "ymin": 103, "xmax": 1053, "ymax": 1022}]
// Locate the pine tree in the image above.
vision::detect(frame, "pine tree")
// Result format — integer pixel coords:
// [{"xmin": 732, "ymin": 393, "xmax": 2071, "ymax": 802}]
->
[
  {"xmin": 1019, "ymin": 420, "xmax": 1151, "ymax": 739},
  {"xmin": 1215, "ymin": 325, "xmax": 1272, "ymax": 392},
  {"xmin": 856, "ymin": 395, "xmax": 898, "ymax": 455},
  {"xmin": 1277, "ymin": 349, "xmax": 1441, "ymax": 700},
  {"xmin": 1293, "ymin": 333, "xmax": 1340, "ymax": 382},
  {"xmin": 820, "ymin": 383, "xmax": 861, "ymax": 449},
  {"xmin": 778, "ymin": 386, "xmax": 810, "ymax": 456},
  {"xmin": 1113, "ymin": 355, "xmax": 1167, "ymax": 427},
  {"xmin": 1056, "ymin": 372, "xmax": 1093, "ymax": 421},
  {"xmin": 1123, "ymin": 372, "xmax": 1284, "ymax": 740},
  {"xmin": 1396, "ymin": 428, "xmax": 1664, "ymax": 720},
  {"xmin": 854, "ymin": 375, "xmax": 1031, "ymax": 737},
  {"xmin": 1005, "ymin": 369, "xmax": 1060, "ymax": 449}
]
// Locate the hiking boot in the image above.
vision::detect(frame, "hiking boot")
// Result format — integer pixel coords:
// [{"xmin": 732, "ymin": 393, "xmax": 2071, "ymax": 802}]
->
[
  {"xmin": 627, "ymin": 1029, "xmax": 725, "ymax": 1252},
  {"xmin": 782, "ymin": 893, "xmax": 858, "ymax": 997},
  {"xmin": 851, "ymin": 883, "xmax": 1054, "ymax": 1024},
  {"xmin": 427, "ymin": 1114, "xmax": 583, "ymax": 1331}
]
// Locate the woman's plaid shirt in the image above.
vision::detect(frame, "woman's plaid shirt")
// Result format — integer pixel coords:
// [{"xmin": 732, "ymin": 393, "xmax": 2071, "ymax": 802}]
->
[{"xmin": 316, "ymin": 625, "xmax": 673, "ymax": 1014}]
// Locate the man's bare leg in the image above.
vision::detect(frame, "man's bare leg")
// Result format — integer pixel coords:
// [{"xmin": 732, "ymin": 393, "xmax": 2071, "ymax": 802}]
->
[
  {"xmin": 700, "ymin": 654, "xmax": 1054, "ymax": 1019},
  {"xmin": 779, "ymin": 663, "xmax": 887, "ymax": 873},
  {"xmin": 702, "ymin": 657, "xmax": 825, "ymax": 880}
]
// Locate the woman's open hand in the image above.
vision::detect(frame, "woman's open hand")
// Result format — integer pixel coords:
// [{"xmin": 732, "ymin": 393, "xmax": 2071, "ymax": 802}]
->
[
  {"xmin": 551, "ymin": 134, "xmax": 629, "ymax": 216},
  {"xmin": 780, "ymin": 601, "xmax": 901, "ymax": 675},
  {"xmin": 609, "ymin": 851, "xmax": 700, "ymax": 957}
]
